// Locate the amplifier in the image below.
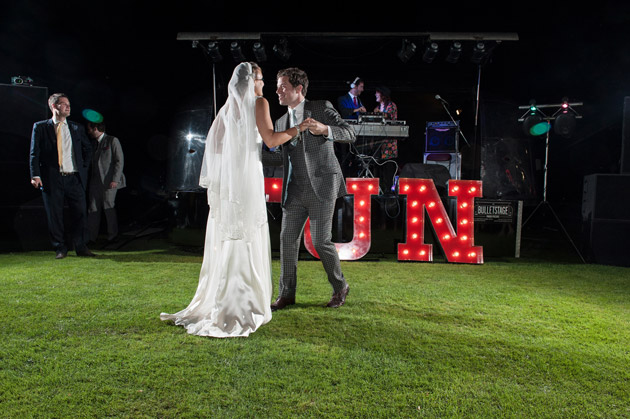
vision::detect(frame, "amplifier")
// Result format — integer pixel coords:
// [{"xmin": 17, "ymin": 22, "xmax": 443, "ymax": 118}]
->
[{"xmin": 426, "ymin": 121, "xmax": 459, "ymax": 152}]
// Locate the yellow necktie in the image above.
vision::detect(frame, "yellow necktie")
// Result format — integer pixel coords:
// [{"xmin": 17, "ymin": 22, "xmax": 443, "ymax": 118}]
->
[{"xmin": 56, "ymin": 122, "xmax": 63, "ymax": 169}]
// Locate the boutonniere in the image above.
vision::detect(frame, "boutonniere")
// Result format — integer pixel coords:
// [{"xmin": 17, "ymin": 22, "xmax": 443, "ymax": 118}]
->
[{"xmin": 103, "ymin": 146, "xmax": 110, "ymax": 151}]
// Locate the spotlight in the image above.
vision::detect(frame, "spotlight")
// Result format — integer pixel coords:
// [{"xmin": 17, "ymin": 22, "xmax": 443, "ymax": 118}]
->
[
  {"xmin": 207, "ymin": 42, "xmax": 223, "ymax": 63},
  {"xmin": 422, "ymin": 42, "xmax": 439, "ymax": 63},
  {"xmin": 445, "ymin": 42, "xmax": 462, "ymax": 64},
  {"xmin": 230, "ymin": 42, "xmax": 246, "ymax": 62},
  {"xmin": 522, "ymin": 100, "xmax": 549, "ymax": 136},
  {"xmin": 273, "ymin": 38, "xmax": 291, "ymax": 61},
  {"xmin": 554, "ymin": 112, "xmax": 576, "ymax": 137},
  {"xmin": 471, "ymin": 42, "xmax": 488, "ymax": 64},
  {"xmin": 11, "ymin": 75, "xmax": 33, "ymax": 86},
  {"xmin": 252, "ymin": 42, "xmax": 267, "ymax": 62},
  {"xmin": 523, "ymin": 114, "xmax": 550, "ymax": 136},
  {"xmin": 554, "ymin": 98, "xmax": 576, "ymax": 137},
  {"xmin": 398, "ymin": 39, "xmax": 417, "ymax": 63}
]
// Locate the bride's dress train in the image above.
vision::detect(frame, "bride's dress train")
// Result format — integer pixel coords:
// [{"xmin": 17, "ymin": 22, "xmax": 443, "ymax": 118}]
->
[{"xmin": 161, "ymin": 62, "xmax": 272, "ymax": 337}]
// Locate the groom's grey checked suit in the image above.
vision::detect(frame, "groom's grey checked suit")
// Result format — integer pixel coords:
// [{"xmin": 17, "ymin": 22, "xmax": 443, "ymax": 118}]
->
[{"xmin": 265, "ymin": 99, "xmax": 356, "ymax": 298}]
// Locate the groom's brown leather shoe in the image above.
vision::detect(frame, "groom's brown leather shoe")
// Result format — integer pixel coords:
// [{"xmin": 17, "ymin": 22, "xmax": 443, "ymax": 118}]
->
[
  {"xmin": 326, "ymin": 285, "xmax": 349, "ymax": 308},
  {"xmin": 271, "ymin": 296, "xmax": 295, "ymax": 311}
]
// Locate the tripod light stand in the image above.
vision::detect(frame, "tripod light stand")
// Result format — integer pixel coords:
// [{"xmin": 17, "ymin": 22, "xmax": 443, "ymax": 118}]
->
[{"xmin": 518, "ymin": 99, "xmax": 586, "ymax": 263}]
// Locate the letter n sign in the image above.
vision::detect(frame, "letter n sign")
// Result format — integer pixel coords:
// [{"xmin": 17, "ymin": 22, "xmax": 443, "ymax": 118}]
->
[{"xmin": 397, "ymin": 178, "xmax": 483, "ymax": 264}]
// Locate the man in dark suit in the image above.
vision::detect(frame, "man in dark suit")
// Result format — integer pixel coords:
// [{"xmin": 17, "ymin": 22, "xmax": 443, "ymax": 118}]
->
[
  {"xmin": 268, "ymin": 68, "xmax": 356, "ymax": 311},
  {"xmin": 30, "ymin": 93, "xmax": 95, "ymax": 259}
]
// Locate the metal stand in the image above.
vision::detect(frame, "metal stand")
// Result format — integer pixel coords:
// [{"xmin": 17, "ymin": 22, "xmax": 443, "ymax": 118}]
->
[
  {"xmin": 438, "ymin": 97, "xmax": 470, "ymax": 148},
  {"xmin": 350, "ymin": 137, "xmax": 385, "ymax": 194},
  {"xmin": 522, "ymin": 122, "xmax": 586, "ymax": 263},
  {"xmin": 356, "ymin": 154, "xmax": 376, "ymax": 178}
]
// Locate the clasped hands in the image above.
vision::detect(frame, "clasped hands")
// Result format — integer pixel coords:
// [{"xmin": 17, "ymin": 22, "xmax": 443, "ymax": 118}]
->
[{"xmin": 297, "ymin": 118, "xmax": 328, "ymax": 136}]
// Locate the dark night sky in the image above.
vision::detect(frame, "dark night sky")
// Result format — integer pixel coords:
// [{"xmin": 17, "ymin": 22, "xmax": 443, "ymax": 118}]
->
[{"xmin": 3, "ymin": 1, "xmax": 630, "ymax": 206}]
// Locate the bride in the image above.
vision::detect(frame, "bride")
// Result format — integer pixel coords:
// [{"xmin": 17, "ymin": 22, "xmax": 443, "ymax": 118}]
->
[{"xmin": 161, "ymin": 62, "xmax": 308, "ymax": 337}]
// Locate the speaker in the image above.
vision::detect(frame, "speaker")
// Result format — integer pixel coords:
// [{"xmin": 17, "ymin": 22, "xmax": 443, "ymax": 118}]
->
[
  {"xmin": 581, "ymin": 174, "xmax": 630, "ymax": 266},
  {"xmin": 621, "ymin": 96, "xmax": 630, "ymax": 173},
  {"xmin": 425, "ymin": 121, "xmax": 459, "ymax": 153},
  {"xmin": 0, "ymin": 84, "xmax": 49, "ymax": 251},
  {"xmin": 582, "ymin": 174, "xmax": 630, "ymax": 220},
  {"xmin": 423, "ymin": 152, "xmax": 461, "ymax": 180},
  {"xmin": 399, "ymin": 163, "xmax": 451, "ymax": 192}
]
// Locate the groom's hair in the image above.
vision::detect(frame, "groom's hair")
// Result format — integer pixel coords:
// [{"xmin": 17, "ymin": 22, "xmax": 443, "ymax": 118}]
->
[{"xmin": 277, "ymin": 67, "xmax": 309, "ymax": 97}]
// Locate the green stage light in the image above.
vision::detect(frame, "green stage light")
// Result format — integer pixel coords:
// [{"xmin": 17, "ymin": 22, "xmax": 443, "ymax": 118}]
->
[
  {"xmin": 530, "ymin": 121, "xmax": 551, "ymax": 136},
  {"xmin": 522, "ymin": 114, "xmax": 550, "ymax": 136},
  {"xmin": 82, "ymin": 109, "xmax": 103, "ymax": 123}
]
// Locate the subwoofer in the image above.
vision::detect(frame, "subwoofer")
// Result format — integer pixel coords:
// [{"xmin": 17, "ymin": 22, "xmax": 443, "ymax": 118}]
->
[{"xmin": 582, "ymin": 173, "xmax": 630, "ymax": 266}]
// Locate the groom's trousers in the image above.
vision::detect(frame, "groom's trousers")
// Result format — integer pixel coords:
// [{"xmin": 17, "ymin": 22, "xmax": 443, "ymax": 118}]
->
[{"xmin": 278, "ymin": 182, "xmax": 346, "ymax": 298}]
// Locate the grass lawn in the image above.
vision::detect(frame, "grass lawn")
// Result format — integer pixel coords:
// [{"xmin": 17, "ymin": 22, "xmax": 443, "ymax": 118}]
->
[{"xmin": 1, "ymin": 245, "xmax": 629, "ymax": 418}]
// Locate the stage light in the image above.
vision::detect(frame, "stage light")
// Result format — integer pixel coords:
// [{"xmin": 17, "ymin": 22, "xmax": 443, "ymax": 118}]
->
[
  {"xmin": 471, "ymin": 42, "xmax": 488, "ymax": 64},
  {"xmin": 554, "ymin": 97, "xmax": 578, "ymax": 138},
  {"xmin": 522, "ymin": 100, "xmax": 549, "ymax": 136},
  {"xmin": 523, "ymin": 114, "xmax": 550, "ymax": 136},
  {"xmin": 82, "ymin": 109, "xmax": 103, "ymax": 123},
  {"xmin": 11, "ymin": 75, "xmax": 33, "ymax": 86},
  {"xmin": 230, "ymin": 42, "xmax": 246, "ymax": 62},
  {"xmin": 252, "ymin": 42, "xmax": 267, "ymax": 62},
  {"xmin": 207, "ymin": 42, "xmax": 223, "ymax": 62},
  {"xmin": 273, "ymin": 38, "xmax": 291, "ymax": 61},
  {"xmin": 554, "ymin": 111, "xmax": 576, "ymax": 137},
  {"xmin": 422, "ymin": 42, "xmax": 439, "ymax": 63},
  {"xmin": 446, "ymin": 42, "xmax": 462, "ymax": 63},
  {"xmin": 397, "ymin": 39, "xmax": 417, "ymax": 63}
]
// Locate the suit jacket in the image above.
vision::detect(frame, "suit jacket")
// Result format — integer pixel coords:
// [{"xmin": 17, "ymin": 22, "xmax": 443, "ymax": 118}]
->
[
  {"xmin": 30, "ymin": 119, "xmax": 92, "ymax": 189},
  {"xmin": 271, "ymin": 99, "xmax": 356, "ymax": 206},
  {"xmin": 337, "ymin": 93, "xmax": 363, "ymax": 119},
  {"xmin": 92, "ymin": 134, "xmax": 126, "ymax": 189}
]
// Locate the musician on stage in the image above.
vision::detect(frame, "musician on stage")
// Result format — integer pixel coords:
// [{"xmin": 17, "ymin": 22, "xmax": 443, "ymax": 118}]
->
[
  {"xmin": 336, "ymin": 77, "xmax": 366, "ymax": 176},
  {"xmin": 337, "ymin": 77, "xmax": 366, "ymax": 119},
  {"xmin": 373, "ymin": 86, "xmax": 399, "ymax": 194}
]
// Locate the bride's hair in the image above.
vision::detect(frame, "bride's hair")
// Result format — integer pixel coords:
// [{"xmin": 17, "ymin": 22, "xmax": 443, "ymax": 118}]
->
[{"xmin": 248, "ymin": 62, "xmax": 261, "ymax": 76}]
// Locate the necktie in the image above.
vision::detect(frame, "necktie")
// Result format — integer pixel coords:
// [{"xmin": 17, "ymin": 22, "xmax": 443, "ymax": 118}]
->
[
  {"xmin": 289, "ymin": 109, "xmax": 299, "ymax": 146},
  {"xmin": 353, "ymin": 96, "xmax": 358, "ymax": 107},
  {"xmin": 56, "ymin": 122, "xmax": 64, "ymax": 169}
]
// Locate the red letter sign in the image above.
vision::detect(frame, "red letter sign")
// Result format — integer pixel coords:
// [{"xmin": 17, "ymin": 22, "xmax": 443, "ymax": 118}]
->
[
  {"xmin": 304, "ymin": 178, "xmax": 378, "ymax": 260},
  {"xmin": 397, "ymin": 179, "xmax": 483, "ymax": 264}
]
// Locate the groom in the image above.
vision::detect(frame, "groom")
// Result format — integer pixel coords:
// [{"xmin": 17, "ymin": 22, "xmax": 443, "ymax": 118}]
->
[{"xmin": 268, "ymin": 67, "xmax": 356, "ymax": 311}]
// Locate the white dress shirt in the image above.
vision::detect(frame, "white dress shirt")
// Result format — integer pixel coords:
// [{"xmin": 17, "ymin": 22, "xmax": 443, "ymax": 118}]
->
[{"xmin": 53, "ymin": 117, "xmax": 77, "ymax": 173}]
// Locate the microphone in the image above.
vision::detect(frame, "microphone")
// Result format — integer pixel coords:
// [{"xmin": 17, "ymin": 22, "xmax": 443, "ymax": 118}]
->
[{"xmin": 435, "ymin": 94, "xmax": 449, "ymax": 105}]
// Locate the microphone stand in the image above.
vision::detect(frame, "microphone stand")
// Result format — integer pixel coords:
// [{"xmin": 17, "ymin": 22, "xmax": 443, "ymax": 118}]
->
[{"xmin": 437, "ymin": 98, "xmax": 470, "ymax": 148}]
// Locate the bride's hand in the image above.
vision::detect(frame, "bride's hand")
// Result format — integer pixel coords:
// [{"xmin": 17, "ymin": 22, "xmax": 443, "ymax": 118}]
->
[
  {"xmin": 302, "ymin": 118, "xmax": 327, "ymax": 136},
  {"xmin": 298, "ymin": 120, "xmax": 310, "ymax": 132}
]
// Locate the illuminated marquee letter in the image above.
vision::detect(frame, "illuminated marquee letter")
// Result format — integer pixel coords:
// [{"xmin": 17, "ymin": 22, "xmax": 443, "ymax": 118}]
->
[
  {"xmin": 397, "ymin": 178, "xmax": 483, "ymax": 264},
  {"xmin": 304, "ymin": 178, "xmax": 378, "ymax": 261},
  {"xmin": 264, "ymin": 177, "xmax": 283, "ymax": 203}
]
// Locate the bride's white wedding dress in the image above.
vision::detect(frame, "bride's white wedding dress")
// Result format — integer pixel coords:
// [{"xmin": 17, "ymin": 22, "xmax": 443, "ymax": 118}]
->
[{"xmin": 160, "ymin": 63, "xmax": 272, "ymax": 337}]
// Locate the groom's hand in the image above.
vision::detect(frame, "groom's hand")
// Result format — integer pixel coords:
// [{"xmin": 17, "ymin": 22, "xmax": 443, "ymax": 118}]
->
[{"xmin": 303, "ymin": 118, "xmax": 328, "ymax": 136}]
